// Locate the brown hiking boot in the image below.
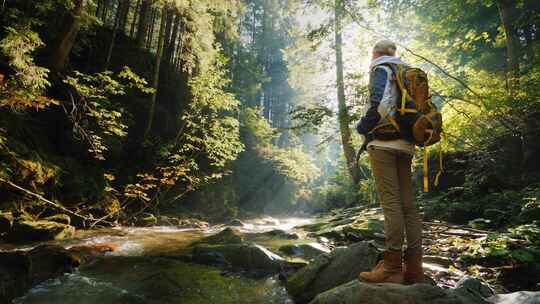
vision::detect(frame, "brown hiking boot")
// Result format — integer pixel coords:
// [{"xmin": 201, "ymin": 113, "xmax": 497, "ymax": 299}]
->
[
  {"xmin": 358, "ymin": 250, "xmax": 404, "ymax": 284},
  {"xmin": 403, "ymin": 248, "xmax": 424, "ymax": 284}
]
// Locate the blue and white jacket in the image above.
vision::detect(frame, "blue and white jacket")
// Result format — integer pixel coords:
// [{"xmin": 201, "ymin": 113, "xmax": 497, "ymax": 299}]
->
[{"xmin": 356, "ymin": 55, "xmax": 415, "ymax": 155}]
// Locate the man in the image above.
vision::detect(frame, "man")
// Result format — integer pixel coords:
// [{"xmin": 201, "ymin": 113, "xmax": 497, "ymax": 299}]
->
[{"xmin": 356, "ymin": 40, "xmax": 424, "ymax": 284}]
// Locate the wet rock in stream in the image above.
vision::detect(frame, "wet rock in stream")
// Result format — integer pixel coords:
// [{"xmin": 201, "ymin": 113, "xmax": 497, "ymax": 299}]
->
[
  {"xmin": 187, "ymin": 227, "xmax": 306, "ymax": 275},
  {"xmin": 192, "ymin": 243, "xmax": 306, "ymax": 274},
  {"xmin": 0, "ymin": 245, "xmax": 79, "ymax": 303}
]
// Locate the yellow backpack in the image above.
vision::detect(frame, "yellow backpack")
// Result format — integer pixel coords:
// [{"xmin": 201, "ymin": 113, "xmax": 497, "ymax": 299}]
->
[{"xmin": 384, "ymin": 63, "xmax": 444, "ymax": 192}]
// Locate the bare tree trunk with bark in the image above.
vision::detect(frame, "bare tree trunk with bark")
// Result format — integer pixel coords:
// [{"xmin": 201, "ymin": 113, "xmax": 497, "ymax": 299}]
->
[
  {"xmin": 144, "ymin": 5, "xmax": 167, "ymax": 139},
  {"xmin": 105, "ymin": 0, "xmax": 122, "ymax": 69},
  {"xmin": 334, "ymin": 0, "xmax": 360, "ymax": 184},
  {"xmin": 497, "ymin": 0, "xmax": 520, "ymax": 89},
  {"xmin": 49, "ymin": 0, "xmax": 85, "ymax": 72},
  {"xmin": 135, "ymin": 0, "xmax": 151, "ymax": 48}
]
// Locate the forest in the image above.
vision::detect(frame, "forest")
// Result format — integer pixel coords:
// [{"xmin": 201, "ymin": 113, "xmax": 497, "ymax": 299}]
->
[{"xmin": 0, "ymin": 0, "xmax": 539, "ymax": 303}]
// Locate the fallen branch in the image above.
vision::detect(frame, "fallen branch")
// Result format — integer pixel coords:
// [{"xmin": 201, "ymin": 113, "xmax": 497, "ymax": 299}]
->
[{"xmin": 0, "ymin": 177, "xmax": 113, "ymax": 227}]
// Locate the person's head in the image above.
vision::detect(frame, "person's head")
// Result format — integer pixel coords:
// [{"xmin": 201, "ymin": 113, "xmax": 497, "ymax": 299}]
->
[{"xmin": 372, "ymin": 40, "xmax": 397, "ymax": 59}]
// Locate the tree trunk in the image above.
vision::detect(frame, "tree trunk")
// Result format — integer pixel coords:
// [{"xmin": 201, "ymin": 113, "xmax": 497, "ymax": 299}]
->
[
  {"xmin": 49, "ymin": 0, "xmax": 85, "ymax": 72},
  {"xmin": 173, "ymin": 23, "xmax": 184, "ymax": 70},
  {"xmin": 101, "ymin": 0, "xmax": 109, "ymax": 23},
  {"xmin": 334, "ymin": 0, "xmax": 360, "ymax": 184},
  {"xmin": 130, "ymin": 0, "xmax": 141, "ymax": 38},
  {"xmin": 163, "ymin": 6, "xmax": 174, "ymax": 52},
  {"xmin": 165, "ymin": 13, "xmax": 180, "ymax": 64},
  {"xmin": 524, "ymin": 25, "xmax": 535, "ymax": 62},
  {"xmin": 105, "ymin": 0, "xmax": 122, "ymax": 69},
  {"xmin": 146, "ymin": 7, "xmax": 157, "ymax": 49},
  {"xmin": 96, "ymin": 0, "xmax": 104, "ymax": 18},
  {"xmin": 118, "ymin": 0, "xmax": 130, "ymax": 33},
  {"xmin": 497, "ymin": 0, "xmax": 520, "ymax": 87},
  {"xmin": 144, "ymin": 5, "xmax": 167, "ymax": 139},
  {"xmin": 135, "ymin": 0, "xmax": 151, "ymax": 48}
]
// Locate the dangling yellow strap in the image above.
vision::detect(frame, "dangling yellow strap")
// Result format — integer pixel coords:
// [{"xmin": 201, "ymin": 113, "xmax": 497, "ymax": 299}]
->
[
  {"xmin": 423, "ymin": 146, "xmax": 429, "ymax": 192},
  {"xmin": 434, "ymin": 133, "xmax": 445, "ymax": 187},
  {"xmin": 400, "ymin": 89, "xmax": 408, "ymax": 115}
]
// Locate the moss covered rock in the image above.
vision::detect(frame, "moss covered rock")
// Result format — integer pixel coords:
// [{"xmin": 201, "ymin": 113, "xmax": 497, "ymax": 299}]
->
[
  {"xmin": 309, "ymin": 280, "xmax": 489, "ymax": 304},
  {"xmin": 286, "ymin": 242, "xmax": 379, "ymax": 303},
  {"xmin": 193, "ymin": 227, "xmax": 244, "ymax": 246},
  {"xmin": 6, "ymin": 220, "xmax": 75, "ymax": 242},
  {"xmin": 342, "ymin": 218, "xmax": 385, "ymax": 240},
  {"xmin": 135, "ymin": 213, "xmax": 158, "ymax": 227},
  {"xmin": 279, "ymin": 243, "xmax": 330, "ymax": 260}
]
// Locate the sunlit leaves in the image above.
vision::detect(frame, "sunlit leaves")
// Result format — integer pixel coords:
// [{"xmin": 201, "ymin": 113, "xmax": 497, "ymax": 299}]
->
[
  {"xmin": 289, "ymin": 105, "xmax": 334, "ymax": 134},
  {"xmin": 63, "ymin": 67, "xmax": 152, "ymax": 160},
  {"xmin": 122, "ymin": 53, "xmax": 243, "ymax": 206},
  {"xmin": 0, "ymin": 27, "xmax": 58, "ymax": 110}
]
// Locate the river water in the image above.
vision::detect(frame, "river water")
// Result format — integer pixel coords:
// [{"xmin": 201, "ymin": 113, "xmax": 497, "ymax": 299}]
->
[{"xmin": 9, "ymin": 217, "xmax": 313, "ymax": 304}]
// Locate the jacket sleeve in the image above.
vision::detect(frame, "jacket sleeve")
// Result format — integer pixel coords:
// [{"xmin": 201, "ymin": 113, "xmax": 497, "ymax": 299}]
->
[{"xmin": 356, "ymin": 67, "xmax": 388, "ymax": 135}]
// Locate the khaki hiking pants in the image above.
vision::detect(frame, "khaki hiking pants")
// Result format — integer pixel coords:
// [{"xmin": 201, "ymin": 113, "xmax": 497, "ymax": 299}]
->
[{"xmin": 368, "ymin": 146, "xmax": 422, "ymax": 252}]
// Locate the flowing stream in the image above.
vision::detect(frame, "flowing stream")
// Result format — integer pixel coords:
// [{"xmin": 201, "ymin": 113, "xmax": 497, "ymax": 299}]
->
[{"xmin": 8, "ymin": 217, "xmax": 313, "ymax": 304}]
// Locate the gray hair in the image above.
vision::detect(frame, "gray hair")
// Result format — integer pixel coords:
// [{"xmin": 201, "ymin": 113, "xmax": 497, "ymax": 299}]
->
[{"xmin": 373, "ymin": 40, "xmax": 397, "ymax": 56}]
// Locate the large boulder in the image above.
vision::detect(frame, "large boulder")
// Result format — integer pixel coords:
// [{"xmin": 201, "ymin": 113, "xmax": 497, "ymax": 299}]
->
[
  {"xmin": 279, "ymin": 243, "xmax": 330, "ymax": 260},
  {"xmin": 453, "ymin": 277, "xmax": 495, "ymax": 300},
  {"xmin": 192, "ymin": 227, "xmax": 244, "ymax": 246},
  {"xmin": 133, "ymin": 213, "xmax": 158, "ymax": 226},
  {"xmin": 6, "ymin": 220, "xmax": 75, "ymax": 242},
  {"xmin": 0, "ymin": 245, "xmax": 79, "ymax": 303},
  {"xmin": 286, "ymin": 241, "xmax": 379, "ymax": 303},
  {"xmin": 191, "ymin": 243, "xmax": 303, "ymax": 274},
  {"xmin": 309, "ymin": 280, "xmax": 490, "ymax": 304},
  {"xmin": 488, "ymin": 291, "xmax": 540, "ymax": 304}
]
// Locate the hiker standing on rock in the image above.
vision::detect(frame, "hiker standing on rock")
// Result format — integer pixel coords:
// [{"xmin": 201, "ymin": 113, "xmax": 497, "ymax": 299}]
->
[{"xmin": 355, "ymin": 40, "xmax": 424, "ymax": 284}]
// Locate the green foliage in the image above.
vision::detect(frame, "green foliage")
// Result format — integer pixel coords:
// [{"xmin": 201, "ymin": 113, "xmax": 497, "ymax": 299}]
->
[
  {"xmin": 0, "ymin": 26, "xmax": 56, "ymax": 110},
  {"xmin": 184, "ymin": 54, "xmax": 244, "ymax": 168},
  {"xmin": 63, "ymin": 67, "xmax": 151, "ymax": 160},
  {"xmin": 122, "ymin": 55, "xmax": 243, "ymax": 206},
  {"xmin": 509, "ymin": 224, "xmax": 540, "ymax": 244},
  {"xmin": 458, "ymin": 230, "xmax": 540, "ymax": 266}
]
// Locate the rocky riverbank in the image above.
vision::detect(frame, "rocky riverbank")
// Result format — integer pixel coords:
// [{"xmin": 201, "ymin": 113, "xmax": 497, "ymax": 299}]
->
[{"xmin": 1, "ymin": 207, "xmax": 539, "ymax": 304}]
